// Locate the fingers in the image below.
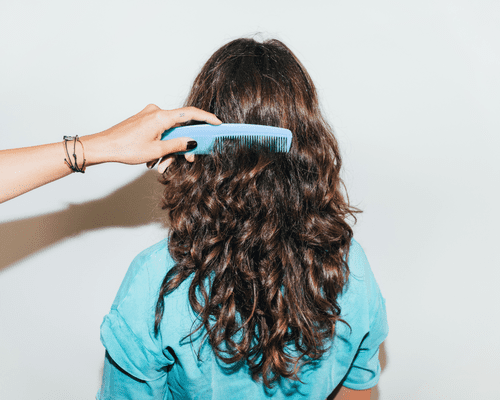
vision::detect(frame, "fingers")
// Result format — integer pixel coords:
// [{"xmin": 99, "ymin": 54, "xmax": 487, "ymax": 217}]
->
[
  {"xmin": 161, "ymin": 106, "xmax": 222, "ymax": 129},
  {"xmin": 155, "ymin": 153, "xmax": 194, "ymax": 174},
  {"xmin": 157, "ymin": 155, "xmax": 174, "ymax": 174},
  {"xmin": 142, "ymin": 103, "xmax": 160, "ymax": 113},
  {"xmin": 153, "ymin": 138, "xmax": 196, "ymax": 173},
  {"xmin": 152, "ymin": 136, "xmax": 196, "ymax": 173},
  {"xmin": 159, "ymin": 136, "xmax": 195, "ymax": 155},
  {"xmin": 146, "ymin": 159, "xmax": 159, "ymax": 169},
  {"xmin": 140, "ymin": 105, "xmax": 218, "ymax": 171}
]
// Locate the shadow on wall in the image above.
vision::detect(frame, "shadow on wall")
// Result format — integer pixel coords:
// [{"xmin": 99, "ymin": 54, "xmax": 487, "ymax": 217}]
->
[{"xmin": 0, "ymin": 170, "xmax": 168, "ymax": 273}]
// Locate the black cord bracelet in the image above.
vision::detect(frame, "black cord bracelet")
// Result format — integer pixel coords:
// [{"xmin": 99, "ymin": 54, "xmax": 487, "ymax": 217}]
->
[{"xmin": 63, "ymin": 135, "xmax": 86, "ymax": 173}]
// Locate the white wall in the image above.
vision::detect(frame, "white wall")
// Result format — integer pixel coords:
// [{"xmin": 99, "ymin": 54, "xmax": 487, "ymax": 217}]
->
[{"xmin": 1, "ymin": 1, "xmax": 498, "ymax": 399}]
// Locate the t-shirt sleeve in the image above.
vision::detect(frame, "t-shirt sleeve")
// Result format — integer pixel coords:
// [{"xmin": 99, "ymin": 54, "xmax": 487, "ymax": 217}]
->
[
  {"xmin": 97, "ymin": 351, "xmax": 170, "ymax": 400},
  {"xmin": 343, "ymin": 243, "xmax": 389, "ymax": 390},
  {"xmin": 98, "ymin": 244, "xmax": 175, "ymax": 399}
]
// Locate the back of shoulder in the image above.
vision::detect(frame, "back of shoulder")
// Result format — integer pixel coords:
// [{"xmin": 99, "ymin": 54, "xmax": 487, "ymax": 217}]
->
[
  {"xmin": 347, "ymin": 239, "xmax": 370, "ymax": 281},
  {"xmin": 111, "ymin": 238, "xmax": 174, "ymax": 309},
  {"xmin": 348, "ymin": 238, "xmax": 387, "ymax": 319},
  {"xmin": 347, "ymin": 239, "xmax": 382, "ymax": 302},
  {"xmin": 131, "ymin": 238, "xmax": 172, "ymax": 271}
]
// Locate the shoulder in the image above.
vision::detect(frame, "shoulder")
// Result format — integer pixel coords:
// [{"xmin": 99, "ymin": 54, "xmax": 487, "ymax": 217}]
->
[
  {"xmin": 347, "ymin": 238, "xmax": 383, "ymax": 295},
  {"xmin": 346, "ymin": 238, "xmax": 388, "ymax": 328},
  {"xmin": 130, "ymin": 237, "xmax": 172, "ymax": 270},
  {"xmin": 347, "ymin": 238, "xmax": 370, "ymax": 282},
  {"xmin": 111, "ymin": 238, "xmax": 174, "ymax": 309},
  {"xmin": 340, "ymin": 238, "xmax": 385, "ymax": 320},
  {"xmin": 100, "ymin": 238, "xmax": 176, "ymax": 382}
]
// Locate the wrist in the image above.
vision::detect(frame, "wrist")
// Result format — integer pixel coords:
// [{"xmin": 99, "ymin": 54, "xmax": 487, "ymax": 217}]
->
[
  {"xmin": 79, "ymin": 134, "xmax": 106, "ymax": 166},
  {"xmin": 62, "ymin": 136, "xmax": 88, "ymax": 172}
]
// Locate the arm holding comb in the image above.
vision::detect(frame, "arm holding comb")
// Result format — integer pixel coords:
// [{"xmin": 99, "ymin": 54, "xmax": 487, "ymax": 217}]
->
[{"xmin": 0, "ymin": 104, "xmax": 221, "ymax": 204}]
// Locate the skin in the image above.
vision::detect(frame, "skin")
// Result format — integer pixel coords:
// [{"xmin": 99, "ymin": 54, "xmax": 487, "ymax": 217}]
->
[
  {"xmin": 0, "ymin": 104, "xmax": 221, "ymax": 204},
  {"xmin": 329, "ymin": 386, "xmax": 372, "ymax": 400}
]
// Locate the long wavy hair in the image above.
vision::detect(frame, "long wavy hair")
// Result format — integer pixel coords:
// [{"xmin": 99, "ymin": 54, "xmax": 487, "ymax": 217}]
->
[{"xmin": 155, "ymin": 38, "xmax": 359, "ymax": 388}]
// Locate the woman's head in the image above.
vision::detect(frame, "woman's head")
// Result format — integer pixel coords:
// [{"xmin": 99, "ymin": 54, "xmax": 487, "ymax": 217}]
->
[
  {"xmin": 184, "ymin": 38, "xmax": 338, "ymax": 161},
  {"xmin": 156, "ymin": 38, "xmax": 358, "ymax": 388}
]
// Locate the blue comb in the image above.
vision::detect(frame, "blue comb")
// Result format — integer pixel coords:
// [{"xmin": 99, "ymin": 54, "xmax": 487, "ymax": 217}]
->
[{"xmin": 161, "ymin": 123, "xmax": 292, "ymax": 155}]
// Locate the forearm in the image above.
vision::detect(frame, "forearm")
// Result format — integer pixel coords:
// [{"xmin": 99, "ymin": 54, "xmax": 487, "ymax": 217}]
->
[{"xmin": 0, "ymin": 137, "xmax": 99, "ymax": 203}]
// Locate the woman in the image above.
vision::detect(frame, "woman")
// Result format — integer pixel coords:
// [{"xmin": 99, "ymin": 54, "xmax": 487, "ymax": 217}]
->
[{"xmin": 97, "ymin": 38, "xmax": 388, "ymax": 400}]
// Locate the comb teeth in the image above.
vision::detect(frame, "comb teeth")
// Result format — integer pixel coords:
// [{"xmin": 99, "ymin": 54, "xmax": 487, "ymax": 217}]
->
[{"xmin": 213, "ymin": 135, "xmax": 288, "ymax": 153}]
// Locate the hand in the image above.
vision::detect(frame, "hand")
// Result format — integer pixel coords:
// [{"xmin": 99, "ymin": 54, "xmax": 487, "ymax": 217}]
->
[{"xmin": 82, "ymin": 104, "xmax": 221, "ymax": 172}]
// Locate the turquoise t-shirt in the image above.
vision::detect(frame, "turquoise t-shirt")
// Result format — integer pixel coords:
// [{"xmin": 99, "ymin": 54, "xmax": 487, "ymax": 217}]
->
[{"xmin": 97, "ymin": 238, "xmax": 388, "ymax": 399}]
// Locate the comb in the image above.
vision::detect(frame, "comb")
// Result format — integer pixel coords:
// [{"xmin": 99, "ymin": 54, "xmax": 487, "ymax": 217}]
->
[{"xmin": 161, "ymin": 123, "xmax": 292, "ymax": 155}]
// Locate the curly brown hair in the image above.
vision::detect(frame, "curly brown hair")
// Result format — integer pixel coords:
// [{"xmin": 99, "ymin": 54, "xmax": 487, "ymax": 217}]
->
[{"xmin": 155, "ymin": 38, "xmax": 359, "ymax": 388}]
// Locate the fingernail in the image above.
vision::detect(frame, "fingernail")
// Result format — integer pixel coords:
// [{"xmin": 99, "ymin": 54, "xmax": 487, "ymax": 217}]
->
[{"xmin": 186, "ymin": 140, "xmax": 197, "ymax": 150}]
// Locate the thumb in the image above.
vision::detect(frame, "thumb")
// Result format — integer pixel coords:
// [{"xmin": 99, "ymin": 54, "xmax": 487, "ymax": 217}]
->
[{"xmin": 159, "ymin": 137, "xmax": 197, "ymax": 156}]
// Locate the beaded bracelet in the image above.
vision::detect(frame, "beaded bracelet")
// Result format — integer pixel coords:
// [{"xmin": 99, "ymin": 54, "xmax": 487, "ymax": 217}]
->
[{"xmin": 63, "ymin": 135, "xmax": 86, "ymax": 173}]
